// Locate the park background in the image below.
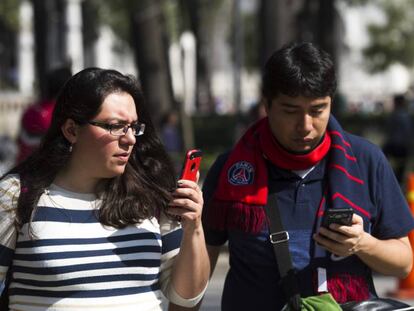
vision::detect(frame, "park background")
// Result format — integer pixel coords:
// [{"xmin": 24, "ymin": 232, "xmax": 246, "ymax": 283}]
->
[
  {"xmin": 1, "ymin": 0, "xmax": 414, "ymax": 308},
  {"xmin": 1, "ymin": 0, "xmax": 414, "ymax": 181}
]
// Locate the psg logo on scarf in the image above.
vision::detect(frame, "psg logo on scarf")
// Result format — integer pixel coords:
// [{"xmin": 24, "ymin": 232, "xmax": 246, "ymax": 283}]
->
[{"xmin": 227, "ymin": 161, "xmax": 255, "ymax": 185}]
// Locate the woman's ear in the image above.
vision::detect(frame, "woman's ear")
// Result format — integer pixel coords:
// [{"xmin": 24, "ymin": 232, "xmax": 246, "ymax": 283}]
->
[{"xmin": 61, "ymin": 119, "xmax": 79, "ymax": 144}]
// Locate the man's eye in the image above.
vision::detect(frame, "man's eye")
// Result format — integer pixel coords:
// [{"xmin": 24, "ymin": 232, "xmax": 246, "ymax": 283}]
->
[{"xmin": 311, "ymin": 110, "xmax": 323, "ymax": 116}]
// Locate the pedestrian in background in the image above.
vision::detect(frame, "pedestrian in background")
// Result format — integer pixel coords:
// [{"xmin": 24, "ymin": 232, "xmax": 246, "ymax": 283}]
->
[
  {"xmin": 15, "ymin": 66, "xmax": 72, "ymax": 164},
  {"xmin": 383, "ymin": 94, "xmax": 413, "ymax": 184},
  {"xmin": 160, "ymin": 110, "xmax": 183, "ymax": 155},
  {"xmin": 160, "ymin": 110, "xmax": 183, "ymax": 175},
  {"xmin": 199, "ymin": 42, "xmax": 414, "ymax": 310},
  {"xmin": 0, "ymin": 68, "xmax": 209, "ymax": 310}
]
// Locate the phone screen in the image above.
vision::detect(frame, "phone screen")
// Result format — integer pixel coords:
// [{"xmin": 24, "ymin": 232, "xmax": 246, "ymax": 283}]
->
[{"xmin": 322, "ymin": 208, "xmax": 353, "ymax": 227}]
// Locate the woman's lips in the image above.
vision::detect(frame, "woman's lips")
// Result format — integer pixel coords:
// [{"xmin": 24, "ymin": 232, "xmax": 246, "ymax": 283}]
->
[{"xmin": 114, "ymin": 153, "xmax": 129, "ymax": 162}]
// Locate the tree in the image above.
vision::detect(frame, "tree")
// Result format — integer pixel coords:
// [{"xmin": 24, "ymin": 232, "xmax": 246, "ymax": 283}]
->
[
  {"xmin": 178, "ymin": 0, "xmax": 223, "ymax": 114},
  {"xmin": 0, "ymin": 0, "xmax": 20, "ymax": 89},
  {"xmin": 97, "ymin": 0, "xmax": 175, "ymax": 127},
  {"xmin": 259, "ymin": 0, "xmax": 295, "ymax": 68},
  {"xmin": 32, "ymin": 0, "xmax": 67, "ymax": 97},
  {"xmin": 361, "ymin": 1, "xmax": 414, "ymax": 73},
  {"xmin": 130, "ymin": 0, "xmax": 175, "ymax": 126}
]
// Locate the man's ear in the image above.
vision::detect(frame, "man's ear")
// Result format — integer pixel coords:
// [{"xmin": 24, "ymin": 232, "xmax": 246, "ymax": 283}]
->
[
  {"xmin": 61, "ymin": 119, "xmax": 79, "ymax": 144},
  {"xmin": 262, "ymin": 97, "xmax": 270, "ymax": 114}
]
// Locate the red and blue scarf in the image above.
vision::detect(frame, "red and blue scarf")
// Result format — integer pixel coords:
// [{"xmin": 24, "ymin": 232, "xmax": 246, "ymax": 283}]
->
[{"xmin": 206, "ymin": 116, "xmax": 372, "ymax": 302}]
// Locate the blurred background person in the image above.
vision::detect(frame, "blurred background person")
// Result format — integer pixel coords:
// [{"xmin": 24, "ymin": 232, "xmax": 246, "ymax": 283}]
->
[
  {"xmin": 160, "ymin": 110, "xmax": 183, "ymax": 174},
  {"xmin": 383, "ymin": 94, "xmax": 413, "ymax": 185},
  {"xmin": 15, "ymin": 66, "xmax": 72, "ymax": 164},
  {"xmin": 160, "ymin": 110, "xmax": 183, "ymax": 154}
]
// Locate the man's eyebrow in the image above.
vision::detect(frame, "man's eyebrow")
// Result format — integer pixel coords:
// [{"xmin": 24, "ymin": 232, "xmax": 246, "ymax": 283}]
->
[{"xmin": 280, "ymin": 102, "xmax": 299, "ymax": 108}]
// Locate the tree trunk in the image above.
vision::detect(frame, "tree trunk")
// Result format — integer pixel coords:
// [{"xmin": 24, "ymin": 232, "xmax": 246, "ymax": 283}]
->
[
  {"xmin": 259, "ymin": 0, "xmax": 294, "ymax": 68},
  {"xmin": 130, "ymin": 0, "xmax": 174, "ymax": 128},
  {"xmin": 316, "ymin": 0, "xmax": 336, "ymax": 65},
  {"xmin": 180, "ymin": 0, "xmax": 214, "ymax": 114},
  {"xmin": 32, "ymin": 0, "xmax": 66, "ymax": 98}
]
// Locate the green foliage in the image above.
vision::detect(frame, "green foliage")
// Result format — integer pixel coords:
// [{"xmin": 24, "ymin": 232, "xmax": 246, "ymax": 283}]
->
[
  {"xmin": 362, "ymin": 1, "xmax": 414, "ymax": 72},
  {"xmin": 0, "ymin": 0, "xmax": 20, "ymax": 31},
  {"xmin": 92, "ymin": 0, "xmax": 132, "ymax": 44},
  {"xmin": 163, "ymin": 0, "xmax": 180, "ymax": 42},
  {"xmin": 192, "ymin": 114, "xmax": 240, "ymax": 153},
  {"xmin": 243, "ymin": 12, "xmax": 259, "ymax": 72},
  {"xmin": 92, "ymin": 0, "xmax": 182, "ymax": 46},
  {"xmin": 343, "ymin": 0, "xmax": 371, "ymax": 6}
]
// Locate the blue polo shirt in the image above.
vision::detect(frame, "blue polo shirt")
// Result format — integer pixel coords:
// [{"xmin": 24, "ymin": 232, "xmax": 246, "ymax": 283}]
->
[{"xmin": 202, "ymin": 133, "xmax": 414, "ymax": 311}]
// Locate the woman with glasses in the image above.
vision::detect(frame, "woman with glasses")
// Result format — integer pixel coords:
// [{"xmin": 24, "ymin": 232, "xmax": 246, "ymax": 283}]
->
[{"xmin": 0, "ymin": 68, "xmax": 209, "ymax": 310}]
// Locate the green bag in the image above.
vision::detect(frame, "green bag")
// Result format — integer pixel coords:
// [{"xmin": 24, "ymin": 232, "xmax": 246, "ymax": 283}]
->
[{"xmin": 282, "ymin": 293, "xmax": 342, "ymax": 311}]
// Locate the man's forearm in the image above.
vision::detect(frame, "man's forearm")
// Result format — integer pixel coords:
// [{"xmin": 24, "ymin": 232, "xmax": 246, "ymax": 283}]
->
[{"xmin": 357, "ymin": 235, "xmax": 412, "ymax": 278}]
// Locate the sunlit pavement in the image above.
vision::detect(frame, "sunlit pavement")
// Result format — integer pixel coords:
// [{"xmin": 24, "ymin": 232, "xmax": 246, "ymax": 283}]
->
[{"xmin": 199, "ymin": 252, "xmax": 414, "ymax": 310}]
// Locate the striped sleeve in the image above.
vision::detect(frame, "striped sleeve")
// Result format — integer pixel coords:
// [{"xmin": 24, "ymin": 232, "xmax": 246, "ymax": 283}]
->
[
  {"xmin": 158, "ymin": 213, "xmax": 207, "ymax": 307},
  {"xmin": 0, "ymin": 174, "xmax": 19, "ymax": 281}
]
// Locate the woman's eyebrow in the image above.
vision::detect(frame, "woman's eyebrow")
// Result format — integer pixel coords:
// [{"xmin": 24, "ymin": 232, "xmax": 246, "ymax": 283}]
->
[{"xmin": 100, "ymin": 118, "xmax": 138, "ymax": 124}]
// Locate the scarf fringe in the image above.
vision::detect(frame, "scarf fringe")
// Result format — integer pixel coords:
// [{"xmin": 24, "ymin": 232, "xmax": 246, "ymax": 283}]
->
[
  {"xmin": 206, "ymin": 200, "xmax": 266, "ymax": 234},
  {"xmin": 327, "ymin": 273, "xmax": 369, "ymax": 303}
]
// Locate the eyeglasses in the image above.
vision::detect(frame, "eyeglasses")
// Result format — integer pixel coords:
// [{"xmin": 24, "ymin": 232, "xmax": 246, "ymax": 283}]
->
[{"xmin": 88, "ymin": 121, "xmax": 146, "ymax": 136}]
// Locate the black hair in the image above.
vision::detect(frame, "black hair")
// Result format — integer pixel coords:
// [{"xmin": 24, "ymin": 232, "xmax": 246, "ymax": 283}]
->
[
  {"xmin": 5, "ymin": 68, "xmax": 177, "ymax": 230},
  {"xmin": 262, "ymin": 42, "xmax": 337, "ymax": 103}
]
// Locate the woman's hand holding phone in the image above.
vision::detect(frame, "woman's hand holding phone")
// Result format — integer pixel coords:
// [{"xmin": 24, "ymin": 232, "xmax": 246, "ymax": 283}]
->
[
  {"xmin": 179, "ymin": 149, "xmax": 202, "ymax": 182},
  {"xmin": 168, "ymin": 149, "xmax": 203, "ymax": 228}
]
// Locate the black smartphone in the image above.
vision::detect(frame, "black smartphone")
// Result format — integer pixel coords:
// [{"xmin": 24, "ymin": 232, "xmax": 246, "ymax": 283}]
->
[
  {"xmin": 322, "ymin": 208, "xmax": 353, "ymax": 228},
  {"xmin": 179, "ymin": 149, "xmax": 202, "ymax": 182}
]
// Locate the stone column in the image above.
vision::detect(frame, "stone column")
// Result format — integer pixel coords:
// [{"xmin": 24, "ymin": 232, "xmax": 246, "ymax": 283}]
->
[
  {"xmin": 18, "ymin": 0, "xmax": 35, "ymax": 94},
  {"xmin": 65, "ymin": 0, "xmax": 84, "ymax": 73}
]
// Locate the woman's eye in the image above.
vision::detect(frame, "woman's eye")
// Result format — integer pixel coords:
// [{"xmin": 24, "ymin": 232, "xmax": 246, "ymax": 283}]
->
[{"xmin": 111, "ymin": 124, "xmax": 125, "ymax": 130}]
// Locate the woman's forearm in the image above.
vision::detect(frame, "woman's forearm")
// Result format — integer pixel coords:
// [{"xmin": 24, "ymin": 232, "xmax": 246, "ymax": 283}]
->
[{"xmin": 171, "ymin": 225, "xmax": 210, "ymax": 298}]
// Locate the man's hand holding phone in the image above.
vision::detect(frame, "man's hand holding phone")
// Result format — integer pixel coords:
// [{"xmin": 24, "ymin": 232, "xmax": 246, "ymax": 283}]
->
[{"xmin": 314, "ymin": 208, "xmax": 366, "ymax": 257}]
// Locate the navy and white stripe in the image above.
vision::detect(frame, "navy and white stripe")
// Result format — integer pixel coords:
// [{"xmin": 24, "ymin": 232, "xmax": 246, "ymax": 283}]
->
[{"xmin": 0, "ymin": 175, "xmax": 187, "ymax": 311}]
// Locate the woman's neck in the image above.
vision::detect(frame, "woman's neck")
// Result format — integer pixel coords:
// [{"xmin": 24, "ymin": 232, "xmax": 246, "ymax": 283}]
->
[{"xmin": 53, "ymin": 167, "xmax": 98, "ymax": 194}]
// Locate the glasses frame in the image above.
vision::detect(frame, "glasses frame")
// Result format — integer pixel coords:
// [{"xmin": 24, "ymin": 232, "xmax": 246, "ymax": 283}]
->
[{"xmin": 88, "ymin": 121, "xmax": 145, "ymax": 137}]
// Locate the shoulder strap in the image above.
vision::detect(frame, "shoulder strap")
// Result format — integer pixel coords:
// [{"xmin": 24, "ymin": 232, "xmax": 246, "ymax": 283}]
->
[{"xmin": 264, "ymin": 194, "xmax": 301, "ymax": 311}]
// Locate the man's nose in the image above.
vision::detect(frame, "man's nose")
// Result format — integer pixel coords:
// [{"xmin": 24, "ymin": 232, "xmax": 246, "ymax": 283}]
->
[{"xmin": 296, "ymin": 114, "xmax": 313, "ymax": 133}]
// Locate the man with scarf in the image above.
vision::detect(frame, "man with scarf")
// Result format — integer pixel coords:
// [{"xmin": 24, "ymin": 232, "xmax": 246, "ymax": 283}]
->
[{"xmin": 199, "ymin": 42, "xmax": 414, "ymax": 310}]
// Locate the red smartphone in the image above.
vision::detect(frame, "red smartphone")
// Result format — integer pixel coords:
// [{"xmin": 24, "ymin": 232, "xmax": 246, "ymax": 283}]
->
[{"xmin": 179, "ymin": 149, "xmax": 203, "ymax": 182}]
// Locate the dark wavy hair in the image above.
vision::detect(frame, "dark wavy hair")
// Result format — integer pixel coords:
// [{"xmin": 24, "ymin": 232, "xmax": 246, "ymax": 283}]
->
[
  {"xmin": 262, "ymin": 42, "xmax": 337, "ymax": 104},
  {"xmin": 6, "ymin": 68, "xmax": 177, "ymax": 229}
]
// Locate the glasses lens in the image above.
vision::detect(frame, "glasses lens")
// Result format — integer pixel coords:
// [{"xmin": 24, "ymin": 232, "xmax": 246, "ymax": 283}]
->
[
  {"xmin": 134, "ymin": 123, "xmax": 145, "ymax": 136},
  {"xmin": 110, "ymin": 124, "xmax": 127, "ymax": 136}
]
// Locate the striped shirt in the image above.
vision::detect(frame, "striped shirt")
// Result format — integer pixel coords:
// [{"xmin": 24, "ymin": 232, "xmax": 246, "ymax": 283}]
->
[{"xmin": 0, "ymin": 174, "xmax": 200, "ymax": 310}]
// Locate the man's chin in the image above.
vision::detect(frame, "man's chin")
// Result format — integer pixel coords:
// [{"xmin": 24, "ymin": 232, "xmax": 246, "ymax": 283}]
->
[
  {"xmin": 291, "ymin": 149, "xmax": 312, "ymax": 155},
  {"xmin": 287, "ymin": 144, "xmax": 314, "ymax": 154}
]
